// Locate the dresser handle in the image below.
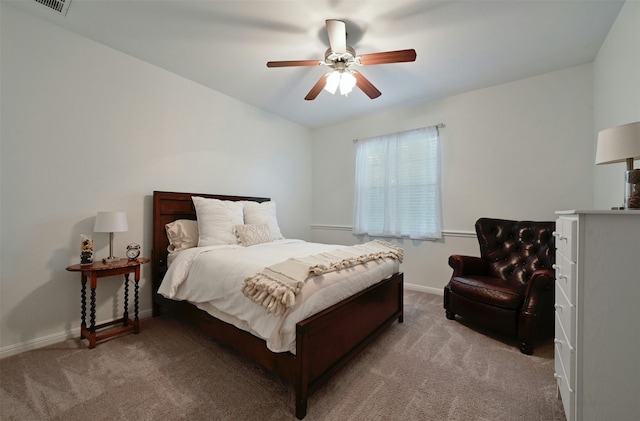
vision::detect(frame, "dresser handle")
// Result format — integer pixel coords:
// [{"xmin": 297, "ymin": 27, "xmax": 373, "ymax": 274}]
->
[
  {"xmin": 554, "ymin": 372, "xmax": 575, "ymax": 393},
  {"xmin": 558, "ymin": 274, "xmax": 568, "ymax": 280},
  {"xmin": 552, "ymin": 264, "xmax": 559, "ymax": 270},
  {"xmin": 554, "ymin": 304, "xmax": 563, "ymax": 312},
  {"xmin": 555, "ymin": 338, "xmax": 576, "ymax": 353}
]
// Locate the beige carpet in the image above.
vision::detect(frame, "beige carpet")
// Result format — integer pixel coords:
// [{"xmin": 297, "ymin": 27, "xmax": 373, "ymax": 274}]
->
[{"xmin": 0, "ymin": 291, "xmax": 565, "ymax": 420}]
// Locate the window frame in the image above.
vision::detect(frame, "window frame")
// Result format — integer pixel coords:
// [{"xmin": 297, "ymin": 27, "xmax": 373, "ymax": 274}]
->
[{"xmin": 353, "ymin": 126, "xmax": 442, "ymax": 240}]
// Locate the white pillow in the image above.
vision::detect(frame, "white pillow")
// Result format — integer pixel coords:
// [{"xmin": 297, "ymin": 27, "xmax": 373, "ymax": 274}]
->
[
  {"xmin": 192, "ymin": 196, "xmax": 244, "ymax": 246},
  {"xmin": 243, "ymin": 201, "xmax": 284, "ymax": 240},
  {"xmin": 234, "ymin": 224, "xmax": 273, "ymax": 247},
  {"xmin": 165, "ymin": 219, "xmax": 199, "ymax": 253}
]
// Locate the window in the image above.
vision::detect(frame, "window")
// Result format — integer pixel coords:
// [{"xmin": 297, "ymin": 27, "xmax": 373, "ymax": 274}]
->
[{"xmin": 353, "ymin": 126, "xmax": 442, "ymax": 239}]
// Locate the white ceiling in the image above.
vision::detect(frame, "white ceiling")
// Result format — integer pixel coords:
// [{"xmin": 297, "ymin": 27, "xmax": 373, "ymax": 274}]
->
[{"xmin": 7, "ymin": 0, "xmax": 625, "ymax": 129}]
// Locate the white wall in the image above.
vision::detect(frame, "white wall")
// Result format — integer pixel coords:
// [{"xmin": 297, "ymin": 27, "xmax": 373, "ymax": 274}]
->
[
  {"xmin": 0, "ymin": 5, "xmax": 313, "ymax": 356},
  {"xmin": 593, "ymin": 1, "xmax": 640, "ymax": 209},
  {"xmin": 3, "ymin": 2, "xmax": 635, "ymax": 358},
  {"xmin": 311, "ymin": 64, "xmax": 594, "ymax": 293}
]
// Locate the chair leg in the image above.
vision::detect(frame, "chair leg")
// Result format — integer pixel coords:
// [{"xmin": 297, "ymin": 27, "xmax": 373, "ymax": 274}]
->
[
  {"xmin": 445, "ymin": 310, "xmax": 455, "ymax": 320},
  {"xmin": 520, "ymin": 341, "xmax": 533, "ymax": 355}
]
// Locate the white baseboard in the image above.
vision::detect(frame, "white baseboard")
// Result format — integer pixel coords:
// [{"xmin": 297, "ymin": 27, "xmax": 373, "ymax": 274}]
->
[
  {"xmin": 2, "ymin": 285, "xmax": 442, "ymax": 359},
  {"xmin": 404, "ymin": 282, "xmax": 444, "ymax": 296},
  {"xmin": 0, "ymin": 309, "xmax": 153, "ymax": 359}
]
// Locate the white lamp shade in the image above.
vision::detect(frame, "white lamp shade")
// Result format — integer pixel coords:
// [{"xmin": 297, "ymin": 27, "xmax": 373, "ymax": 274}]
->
[
  {"xmin": 94, "ymin": 211, "xmax": 128, "ymax": 233},
  {"xmin": 595, "ymin": 121, "xmax": 640, "ymax": 165}
]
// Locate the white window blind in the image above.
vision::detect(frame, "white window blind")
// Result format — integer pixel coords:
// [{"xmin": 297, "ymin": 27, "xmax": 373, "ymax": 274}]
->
[{"xmin": 353, "ymin": 126, "xmax": 442, "ymax": 239}]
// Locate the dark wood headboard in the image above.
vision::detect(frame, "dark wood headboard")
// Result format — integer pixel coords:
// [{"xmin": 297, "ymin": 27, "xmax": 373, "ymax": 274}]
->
[{"xmin": 151, "ymin": 191, "xmax": 270, "ymax": 295}]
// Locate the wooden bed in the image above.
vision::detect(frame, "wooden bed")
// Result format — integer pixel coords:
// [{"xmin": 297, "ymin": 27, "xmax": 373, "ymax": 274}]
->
[{"xmin": 151, "ymin": 190, "xmax": 404, "ymax": 419}]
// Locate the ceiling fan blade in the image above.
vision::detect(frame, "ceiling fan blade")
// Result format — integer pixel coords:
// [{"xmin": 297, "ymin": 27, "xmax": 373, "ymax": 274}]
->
[
  {"xmin": 266, "ymin": 60, "xmax": 321, "ymax": 68},
  {"xmin": 358, "ymin": 49, "xmax": 417, "ymax": 66},
  {"xmin": 304, "ymin": 74, "xmax": 328, "ymax": 100},
  {"xmin": 353, "ymin": 71, "xmax": 381, "ymax": 99},
  {"xmin": 326, "ymin": 19, "xmax": 347, "ymax": 54}
]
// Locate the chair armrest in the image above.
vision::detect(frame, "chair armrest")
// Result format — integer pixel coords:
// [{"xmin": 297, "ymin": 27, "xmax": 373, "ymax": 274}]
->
[
  {"xmin": 521, "ymin": 269, "xmax": 555, "ymax": 314},
  {"xmin": 448, "ymin": 255, "xmax": 490, "ymax": 277}
]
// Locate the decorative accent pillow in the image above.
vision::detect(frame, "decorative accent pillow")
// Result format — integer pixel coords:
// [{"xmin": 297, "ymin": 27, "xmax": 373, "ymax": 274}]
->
[
  {"xmin": 192, "ymin": 196, "xmax": 244, "ymax": 246},
  {"xmin": 243, "ymin": 201, "xmax": 284, "ymax": 240},
  {"xmin": 165, "ymin": 219, "xmax": 199, "ymax": 253},
  {"xmin": 234, "ymin": 224, "xmax": 273, "ymax": 247}
]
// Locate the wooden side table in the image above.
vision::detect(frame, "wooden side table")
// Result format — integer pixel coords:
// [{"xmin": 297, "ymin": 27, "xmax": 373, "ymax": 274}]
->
[{"xmin": 66, "ymin": 258, "xmax": 150, "ymax": 348}]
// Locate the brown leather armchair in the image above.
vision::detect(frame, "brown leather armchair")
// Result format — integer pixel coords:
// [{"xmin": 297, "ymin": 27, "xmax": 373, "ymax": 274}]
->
[{"xmin": 443, "ymin": 218, "xmax": 556, "ymax": 354}]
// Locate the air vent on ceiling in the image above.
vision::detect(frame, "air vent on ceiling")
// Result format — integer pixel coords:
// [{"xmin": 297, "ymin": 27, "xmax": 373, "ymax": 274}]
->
[{"xmin": 34, "ymin": 0, "xmax": 72, "ymax": 15}]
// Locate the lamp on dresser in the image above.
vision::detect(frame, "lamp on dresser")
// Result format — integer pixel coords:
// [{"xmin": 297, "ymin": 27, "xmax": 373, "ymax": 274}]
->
[
  {"xmin": 94, "ymin": 211, "xmax": 128, "ymax": 262},
  {"xmin": 595, "ymin": 121, "xmax": 640, "ymax": 209}
]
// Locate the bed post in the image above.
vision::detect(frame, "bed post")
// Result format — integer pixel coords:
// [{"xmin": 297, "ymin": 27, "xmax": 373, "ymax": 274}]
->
[
  {"xmin": 295, "ymin": 328, "xmax": 309, "ymax": 419},
  {"xmin": 295, "ymin": 375, "xmax": 309, "ymax": 419}
]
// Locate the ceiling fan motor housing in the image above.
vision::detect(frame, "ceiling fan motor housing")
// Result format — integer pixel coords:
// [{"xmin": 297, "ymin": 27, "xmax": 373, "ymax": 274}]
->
[{"xmin": 325, "ymin": 45, "xmax": 357, "ymax": 69}]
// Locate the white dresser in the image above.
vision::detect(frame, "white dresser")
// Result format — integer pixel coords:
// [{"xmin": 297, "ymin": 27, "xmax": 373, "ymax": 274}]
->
[{"xmin": 553, "ymin": 210, "xmax": 640, "ymax": 421}]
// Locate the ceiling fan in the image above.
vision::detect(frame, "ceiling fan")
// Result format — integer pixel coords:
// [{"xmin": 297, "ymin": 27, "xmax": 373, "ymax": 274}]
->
[{"xmin": 266, "ymin": 19, "xmax": 417, "ymax": 101}]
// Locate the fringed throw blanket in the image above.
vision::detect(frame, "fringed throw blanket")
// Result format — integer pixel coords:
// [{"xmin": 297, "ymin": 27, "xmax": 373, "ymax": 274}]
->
[{"xmin": 241, "ymin": 240, "xmax": 403, "ymax": 315}]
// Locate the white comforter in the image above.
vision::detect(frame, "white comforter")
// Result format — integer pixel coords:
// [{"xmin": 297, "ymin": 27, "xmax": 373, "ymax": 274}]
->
[{"xmin": 158, "ymin": 239, "xmax": 400, "ymax": 353}]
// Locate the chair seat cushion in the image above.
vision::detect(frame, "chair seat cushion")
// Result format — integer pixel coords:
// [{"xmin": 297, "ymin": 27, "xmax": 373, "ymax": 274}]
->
[{"xmin": 449, "ymin": 276, "xmax": 524, "ymax": 310}]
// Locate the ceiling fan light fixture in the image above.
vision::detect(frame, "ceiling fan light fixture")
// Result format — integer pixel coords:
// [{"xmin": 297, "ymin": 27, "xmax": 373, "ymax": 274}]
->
[
  {"xmin": 339, "ymin": 71, "xmax": 356, "ymax": 96},
  {"xmin": 324, "ymin": 71, "xmax": 340, "ymax": 94},
  {"xmin": 323, "ymin": 70, "xmax": 356, "ymax": 96}
]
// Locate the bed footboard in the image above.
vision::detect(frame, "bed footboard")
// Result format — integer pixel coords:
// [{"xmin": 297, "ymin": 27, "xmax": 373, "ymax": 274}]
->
[{"xmin": 294, "ymin": 271, "xmax": 404, "ymax": 419}]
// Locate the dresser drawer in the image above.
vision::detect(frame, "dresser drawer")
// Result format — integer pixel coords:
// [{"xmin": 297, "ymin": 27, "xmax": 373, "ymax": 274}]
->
[
  {"xmin": 555, "ymin": 283, "xmax": 576, "ymax": 345},
  {"xmin": 554, "ymin": 254, "xmax": 576, "ymax": 303},
  {"xmin": 555, "ymin": 217, "xmax": 577, "ymax": 262},
  {"xmin": 554, "ymin": 313, "xmax": 576, "ymax": 387},
  {"xmin": 554, "ymin": 342, "xmax": 575, "ymax": 421}
]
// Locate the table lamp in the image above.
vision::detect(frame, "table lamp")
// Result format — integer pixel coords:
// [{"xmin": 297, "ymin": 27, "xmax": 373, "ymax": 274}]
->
[
  {"xmin": 94, "ymin": 211, "xmax": 128, "ymax": 262},
  {"xmin": 595, "ymin": 121, "xmax": 640, "ymax": 209}
]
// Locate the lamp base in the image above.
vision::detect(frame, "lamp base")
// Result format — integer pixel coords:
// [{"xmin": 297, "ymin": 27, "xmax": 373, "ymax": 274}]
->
[
  {"xmin": 625, "ymin": 169, "xmax": 640, "ymax": 209},
  {"xmin": 102, "ymin": 256, "xmax": 121, "ymax": 264}
]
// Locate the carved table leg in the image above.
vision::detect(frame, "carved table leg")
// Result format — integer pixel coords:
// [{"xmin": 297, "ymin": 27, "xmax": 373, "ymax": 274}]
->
[
  {"xmin": 90, "ymin": 289, "xmax": 96, "ymax": 333},
  {"xmin": 80, "ymin": 275, "xmax": 87, "ymax": 339},
  {"xmin": 134, "ymin": 278, "xmax": 140, "ymax": 333},
  {"xmin": 88, "ymin": 275, "xmax": 97, "ymax": 349},
  {"xmin": 123, "ymin": 273, "xmax": 130, "ymax": 326}
]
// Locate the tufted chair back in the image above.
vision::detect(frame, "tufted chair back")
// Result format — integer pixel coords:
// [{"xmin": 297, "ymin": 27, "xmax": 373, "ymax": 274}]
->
[{"xmin": 475, "ymin": 218, "xmax": 555, "ymax": 289}]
